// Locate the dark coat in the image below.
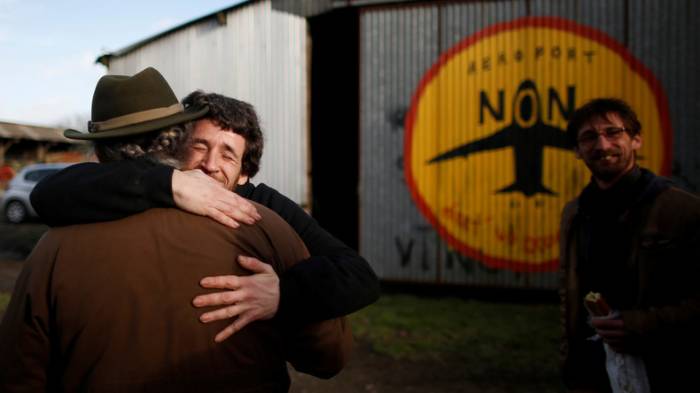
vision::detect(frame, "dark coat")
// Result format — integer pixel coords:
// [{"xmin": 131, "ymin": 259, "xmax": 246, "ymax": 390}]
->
[
  {"xmin": 559, "ymin": 175, "xmax": 700, "ymax": 392},
  {"xmin": 0, "ymin": 204, "xmax": 352, "ymax": 392}
]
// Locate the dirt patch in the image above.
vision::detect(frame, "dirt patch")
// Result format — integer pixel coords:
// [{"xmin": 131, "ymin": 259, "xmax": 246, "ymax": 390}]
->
[
  {"xmin": 0, "ymin": 222, "xmax": 48, "ymax": 260},
  {"xmin": 289, "ymin": 341, "xmax": 478, "ymax": 393},
  {"xmin": 0, "ymin": 260, "xmax": 23, "ymax": 292}
]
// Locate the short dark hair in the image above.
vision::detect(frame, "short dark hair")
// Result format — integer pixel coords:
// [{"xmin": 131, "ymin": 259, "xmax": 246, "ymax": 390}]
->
[
  {"xmin": 183, "ymin": 91, "xmax": 263, "ymax": 178},
  {"xmin": 566, "ymin": 98, "xmax": 642, "ymax": 147}
]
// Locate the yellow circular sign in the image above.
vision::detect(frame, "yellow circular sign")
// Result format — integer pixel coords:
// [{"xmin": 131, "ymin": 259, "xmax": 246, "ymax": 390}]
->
[{"xmin": 405, "ymin": 17, "xmax": 671, "ymax": 272}]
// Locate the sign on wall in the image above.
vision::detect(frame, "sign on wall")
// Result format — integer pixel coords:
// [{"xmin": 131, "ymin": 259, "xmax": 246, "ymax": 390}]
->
[{"xmin": 405, "ymin": 16, "xmax": 671, "ymax": 272}]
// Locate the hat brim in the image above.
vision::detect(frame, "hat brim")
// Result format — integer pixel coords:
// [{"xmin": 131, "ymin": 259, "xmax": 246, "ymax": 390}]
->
[{"xmin": 63, "ymin": 106, "xmax": 209, "ymax": 140}]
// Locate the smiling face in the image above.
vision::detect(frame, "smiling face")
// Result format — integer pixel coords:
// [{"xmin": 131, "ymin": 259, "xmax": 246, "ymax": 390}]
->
[
  {"xmin": 574, "ymin": 112, "xmax": 642, "ymax": 189},
  {"xmin": 184, "ymin": 119, "xmax": 249, "ymax": 190}
]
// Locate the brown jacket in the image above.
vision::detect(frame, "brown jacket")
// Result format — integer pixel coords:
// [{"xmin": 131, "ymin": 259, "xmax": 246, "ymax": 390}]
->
[
  {"xmin": 559, "ymin": 181, "xmax": 700, "ymax": 392},
  {"xmin": 0, "ymin": 204, "xmax": 352, "ymax": 392}
]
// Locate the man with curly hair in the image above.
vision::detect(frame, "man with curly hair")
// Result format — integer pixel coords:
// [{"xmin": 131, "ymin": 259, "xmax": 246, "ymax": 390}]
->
[
  {"xmin": 0, "ymin": 67, "xmax": 351, "ymax": 392},
  {"xmin": 32, "ymin": 83, "xmax": 379, "ymax": 343}
]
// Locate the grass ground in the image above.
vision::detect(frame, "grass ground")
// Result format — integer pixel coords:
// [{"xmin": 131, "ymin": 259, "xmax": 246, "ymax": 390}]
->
[
  {"xmin": 349, "ymin": 293, "xmax": 562, "ymax": 389},
  {"xmin": 0, "ymin": 292, "xmax": 9, "ymax": 313},
  {"xmin": 0, "ymin": 262, "xmax": 563, "ymax": 392}
]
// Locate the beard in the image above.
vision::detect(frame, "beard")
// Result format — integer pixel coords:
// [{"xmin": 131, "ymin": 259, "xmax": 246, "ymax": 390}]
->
[{"xmin": 583, "ymin": 148, "xmax": 635, "ymax": 182}]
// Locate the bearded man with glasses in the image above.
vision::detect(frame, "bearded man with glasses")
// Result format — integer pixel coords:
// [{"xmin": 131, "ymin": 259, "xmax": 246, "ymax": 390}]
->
[{"xmin": 559, "ymin": 98, "xmax": 700, "ymax": 392}]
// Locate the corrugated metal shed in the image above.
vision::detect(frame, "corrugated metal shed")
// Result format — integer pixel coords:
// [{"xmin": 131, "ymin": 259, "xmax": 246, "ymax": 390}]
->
[
  {"xmin": 89, "ymin": 0, "xmax": 699, "ymax": 289},
  {"xmin": 358, "ymin": 0, "xmax": 698, "ymax": 288},
  {"xmin": 0, "ymin": 121, "xmax": 80, "ymax": 144},
  {"xmin": 99, "ymin": 0, "xmax": 310, "ymax": 206}
]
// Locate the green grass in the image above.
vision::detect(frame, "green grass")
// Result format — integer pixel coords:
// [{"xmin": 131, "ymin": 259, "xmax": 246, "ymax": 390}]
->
[
  {"xmin": 0, "ymin": 292, "xmax": 9, "ymax": 314},
  {"xmin": 350, "ymin": 294, "xmax": 562, "ymax": 388}
]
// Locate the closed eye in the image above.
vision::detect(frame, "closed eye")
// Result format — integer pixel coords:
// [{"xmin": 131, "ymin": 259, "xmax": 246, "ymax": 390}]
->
[
  {"xmin": 222, "ymin": 153, "xmax": 238, "ymax": 162},
  {"xmin": 191, "ymin": 142, "xmax": 208, "ymax": 151}
]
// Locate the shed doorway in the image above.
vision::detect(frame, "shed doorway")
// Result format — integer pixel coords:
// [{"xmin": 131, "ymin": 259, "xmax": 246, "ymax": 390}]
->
[{"xmin": 309, "ymin": 8, "xmax": 360, "ymax": 249}]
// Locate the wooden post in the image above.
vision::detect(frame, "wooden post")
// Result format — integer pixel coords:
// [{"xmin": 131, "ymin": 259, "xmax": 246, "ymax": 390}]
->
[
  {"xmin": 0, "ymin": 139, "xmax": 16, "ymax": 166},
  {"xmin": 36, "ymin": 143, "xmax": 48, "ymax": 163}
]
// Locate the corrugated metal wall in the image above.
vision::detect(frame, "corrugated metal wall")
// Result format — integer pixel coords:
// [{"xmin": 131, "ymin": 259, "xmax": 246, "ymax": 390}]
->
[
  {"xmin": 359, "ymin": 0, "xmax": 699, "ymax": 288},
  {"xmin": 108, "ymin": 0, "xmax": 310, "ymax": 206}
]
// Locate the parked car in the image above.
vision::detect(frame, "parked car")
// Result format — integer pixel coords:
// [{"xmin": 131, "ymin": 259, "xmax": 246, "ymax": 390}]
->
[{"xmin": 1, "ymin": 163, "xmax": 73, "ymax": 223}]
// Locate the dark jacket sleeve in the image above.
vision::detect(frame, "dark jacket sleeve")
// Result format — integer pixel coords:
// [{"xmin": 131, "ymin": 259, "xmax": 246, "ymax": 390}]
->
[
  {"xmin": 30, "ymin": 159, "xmax": 175, "ymax": 226},
  {"xmin": 621, "ymin": 188, "xmax": 700, "ymax": 341},
  {"xmin": 285, "ymin": 316, "xmax": 353, "ymax": 379},
  {"xmin": 244, "ymin": 183, "xmax": 380, "ymax": 325}
]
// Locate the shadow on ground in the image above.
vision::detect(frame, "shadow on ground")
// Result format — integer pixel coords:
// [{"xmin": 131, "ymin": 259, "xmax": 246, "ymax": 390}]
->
[{"xmin": 0, "ymin": 222, "xmax": 48, "ymax": 260}]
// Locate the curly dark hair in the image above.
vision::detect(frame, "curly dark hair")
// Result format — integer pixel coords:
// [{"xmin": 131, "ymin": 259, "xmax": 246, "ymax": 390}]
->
[
  {"xmin": 183, "ymin": 91, "xmax": 263, "ymax": 178},
  {"xmin": 566, "ymin": 98, "xmax": 642, "ymax": 147}
]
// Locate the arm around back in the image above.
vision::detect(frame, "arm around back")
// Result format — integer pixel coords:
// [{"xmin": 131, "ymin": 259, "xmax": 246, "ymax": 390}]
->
[
  {"xmin": 285, "ymin": 317, "xmax": 353, "ymax": 379},
  {"xmin": 252, "ymin": 202, "xmax": 354, "ymax": 378},
  {"xmin": 30, "ymin": 159, "xmax": 174, "ymax": 226},
  {"xmin": 242, "ymin": 183, "xmax": 380, "ymax": 324}
]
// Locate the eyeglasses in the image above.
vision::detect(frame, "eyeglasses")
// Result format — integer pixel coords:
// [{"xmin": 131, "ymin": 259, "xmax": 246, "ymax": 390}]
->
[{"xmin": 576, "ymin": 126, "xmax": 627, "ymax": 147}]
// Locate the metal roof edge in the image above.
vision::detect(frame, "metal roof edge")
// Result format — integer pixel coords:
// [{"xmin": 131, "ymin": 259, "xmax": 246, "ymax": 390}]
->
[
  {"xmin": 95, "ymin": 0, "xmax": 258, "ymax": 66},
  {"xmin": 0, "ymin": 121, "xmax": 84, "ymax": 144},
  {"xmin": 271, "ymin": 0, "xmax": 425, "ymax": 18}
]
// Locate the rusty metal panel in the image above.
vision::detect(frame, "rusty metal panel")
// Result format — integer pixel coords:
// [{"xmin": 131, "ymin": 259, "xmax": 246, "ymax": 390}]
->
[
  {"xmin": 629, "ymin": 0, "xmax": 700, "ymax": 191},
  {"xmin": 530, "ymin": 0, "xmax": 626, "ymax": 42},
  {"xmin": 107, "ymin": 0, "xmax": 310, "ymax": 206},
  {"xmin": 360, "ymin": 0, "xmax": 694, "ymax": 288},
  {"xmin": 360, "ymin": 5, "xmax": 441, "ymax": 283},
  {"xmin": 441, "ymin": 1, "xmax": 527, "ymax": 47}
]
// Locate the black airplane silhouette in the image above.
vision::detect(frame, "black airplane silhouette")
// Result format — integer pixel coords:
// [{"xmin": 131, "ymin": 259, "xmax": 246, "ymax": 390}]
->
[{"xmin": 428, "ymin": 80, "xmax": 572, "ymax": 197}]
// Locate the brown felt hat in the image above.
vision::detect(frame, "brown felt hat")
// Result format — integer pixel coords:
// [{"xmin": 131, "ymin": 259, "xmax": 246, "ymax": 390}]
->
[{"xmin": 64, "ymin": 67, "xmax": 208, "ymax": 140}]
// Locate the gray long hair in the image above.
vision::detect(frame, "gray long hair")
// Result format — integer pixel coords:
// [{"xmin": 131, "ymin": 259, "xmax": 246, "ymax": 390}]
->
[{"xmin": 92, "ymin": 122, "xmax": 193, "ymax": 168}]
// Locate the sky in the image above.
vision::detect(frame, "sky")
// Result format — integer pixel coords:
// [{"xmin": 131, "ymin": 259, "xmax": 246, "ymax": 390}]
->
[{"xmin": 0, "ymin": 0, "xmax": 243, "ymax": 128}]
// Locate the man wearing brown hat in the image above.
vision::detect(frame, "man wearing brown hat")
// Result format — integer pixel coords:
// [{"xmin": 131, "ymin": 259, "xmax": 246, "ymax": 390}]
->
[
  {"xmin": 0, "ymin": 67, "xmax": 351, "ymax": 392},
  {"xmin": 31, "ymin": 70, "xmax": 380, "ymax": 342}
]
